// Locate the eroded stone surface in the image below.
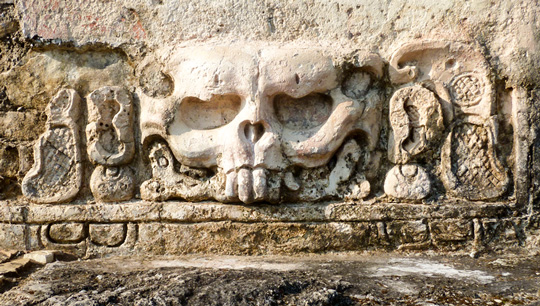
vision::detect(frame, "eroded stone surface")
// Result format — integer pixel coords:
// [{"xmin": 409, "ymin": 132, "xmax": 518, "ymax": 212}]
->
[
  {"xmin": 89, "ymin": 223, "xmax": 127, "ymax": 247},
  {"xmin": 90, "ymin": 165, "xmax": 135, "ymax": 202},
  {"xmin": 384, "ymin": 164, "xmax": 431, "ymax": 200},
  {"xmin": 441, "ymin": 120, "xmax": 509, "ymax": 200},
  {"xmin": 2, "ymin": 255, "xmax": 540, "ymax": 305}
]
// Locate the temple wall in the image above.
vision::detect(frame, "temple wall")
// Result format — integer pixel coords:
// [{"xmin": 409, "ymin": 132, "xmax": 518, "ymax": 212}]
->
[{"xmin": 0, "ymin": 0, "xmax": 539, "ymax": 256}]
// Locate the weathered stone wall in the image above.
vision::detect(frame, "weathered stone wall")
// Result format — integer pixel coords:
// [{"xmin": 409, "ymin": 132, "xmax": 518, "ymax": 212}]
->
[{"xmin": 0, "ymin": 0, "xmax": 539, "ymax": 257}]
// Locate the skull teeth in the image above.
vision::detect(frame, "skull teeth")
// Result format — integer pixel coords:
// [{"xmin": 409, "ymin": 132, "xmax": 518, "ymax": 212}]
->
[
  {"xmin": 225, "ymin": 167, "xmax": 267, "ymax": 204},
  {"xmin": 237, "ymin": 168, "xmax": 252, "ymax": 203},
  {"xmin": 225, "ymin": 171, "xmax": 237, "ymax": 199},
  {"xmin": 252, "ymin": 168, "xmax": 266, "ymax": 200}
]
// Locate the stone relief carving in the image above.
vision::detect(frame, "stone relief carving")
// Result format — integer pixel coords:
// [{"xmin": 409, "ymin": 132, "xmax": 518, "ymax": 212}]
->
[
  {"xmin": 385, "ymin": 41, "xmax": 509, "ymax": 201},
  {"xmin": 15, "ymin": 42, "xmax": 513, "ymax": 205},
  {"xmin": 39, "ymin": 222, "xmax": 136, "ymax": 258},
  {"xmin": 86, "ymin": 86, "xmax": 135, "ymax": 202},
  {"xmin": 139, "ymin": 46, "xmax": 384, "ymax": 204},
  {"xmin": 22, "ymin": 89, "xmax": 83, "ymax": 203}
]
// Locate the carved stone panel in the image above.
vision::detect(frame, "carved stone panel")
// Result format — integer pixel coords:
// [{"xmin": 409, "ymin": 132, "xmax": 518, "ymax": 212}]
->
[
  {"xmin": 139, "ymin": 46, "xmax": 384, "ymax": 204},
  {"xmin": 386, "ymin": 41, "xmax": 510, "ymax": 201},
  {"xmin": 22, "ymin": 89, "xmax": 83, "ymax": 204}
]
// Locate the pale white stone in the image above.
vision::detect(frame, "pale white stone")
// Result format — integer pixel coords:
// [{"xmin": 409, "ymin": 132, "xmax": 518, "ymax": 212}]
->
[
  {"xmin": 384, "ymin": 165, "xmax": 431, "ymax": 200},
  {"xmin": 24, "ymin": 251, "xmax": 55, "ymax": 265}
]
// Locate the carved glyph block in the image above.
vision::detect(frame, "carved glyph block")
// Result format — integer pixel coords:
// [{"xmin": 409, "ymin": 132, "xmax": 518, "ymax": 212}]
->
[
  {"xmin": 22, "ymin": 89, "xmax": 83, "ymax": 204},
  {"xmin": 86, "ymin": 86, "xmax": 134, "ymax": 166},
  {"xmin": 388, "ymin": 85, "xmax": 444, "ymax": 164},
  {"xmin": 86, "ymin": 86, "xmax": 135, "ymax": 202},
  {"xmin": 441, "ymin": 119, "xmax": 509, "ymax": 200},
  {"xmin": 48, "ymin": 223, "xmax": 86, "ymax": 244},
  {"xmin": 139, "ymin": 45, "xmax": 384, "ymax": 204}
]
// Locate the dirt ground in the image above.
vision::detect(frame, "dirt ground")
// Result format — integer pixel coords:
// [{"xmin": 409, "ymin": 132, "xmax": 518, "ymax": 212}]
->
[{"xmin": 0, "ymin": 253, "xmax": 539, "ymax": 305}]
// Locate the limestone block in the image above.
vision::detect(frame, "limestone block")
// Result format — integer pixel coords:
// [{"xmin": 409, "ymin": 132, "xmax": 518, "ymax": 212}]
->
[
  {"xmin": 9, "ymin": 201, "xmax": 510, "ymax": 224},
  {"xmin": 135, "ymin": 223, "xmax": 165, "ymax": 255},
  {"xmin": 0, "ymin": 224, "xmax": 25, "ymax": 250},
  {"xmin": 22, "ymin": 89, "xmax": 83, "ymax": 204},
  {"xmin": 441, "ymin": 119, "xmax": 509, "ymax": 201},
  {"xmin": 430, "ymin": 219, "xmax": 472, "ymax": 242},
  {"xmin": 86, "ymin": 86, "xmax": 134, "ymax": 166},
  {"xmin": 482, "ymin": 219, "xmax": 524, "ymax": 249},
  {"xmin": 158, "ymin": 222, "xmax": 376, "ymax": 255},
  {"xmin": 26, "ymin": 202, "xmax": 162, "ymax": 223},
  {"xmin": 388, "ymin": 85, "xmax": 444, "ymax": 164},
  {"xmin": 40, "ymin": 224, "xmax": 86, "ymax": 258},
  {"xmin": 0, "ymin": 258, "xmax": 31, "ymax": 275},
  {"xmin": 0, "ymin": 250, "xmax": 17, "ymax": 263},
  {"xmin": 86, "ymin": 223, "xmax": 137, "ymax": 258},
  {"xmin": 23, "ymin": 250, "xmax": 55, "ymax": 264},
  {"xmin": 89, "ymin": 165, "xmax": 135, "ymax": 202},
  {"xmin": 86, "ymin": 86, "xmax": 135, "ymax": 203},
  {"xmin": 26, "ymin": 225, "xmax": 42, "ymax": 251},
  {"xmin": 387, "ymin": 220, "xmax": 429, "ymax": 245},
  {"xmin": 136, "ymin": 222, "xmax": 378, "ymax": 255},
  {"xmin": 0, "ymin": 203, "xmax": 24, "ymax": 223}
]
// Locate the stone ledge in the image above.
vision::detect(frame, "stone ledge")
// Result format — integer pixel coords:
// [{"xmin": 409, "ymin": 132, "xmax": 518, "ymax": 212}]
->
[
  {"xmin": 0, "ymin": 200, "xmax": 525, "ymax": 256},
  {"xmin": 0, "ymin": 200, "xmax": 515, "ymax": 224}
]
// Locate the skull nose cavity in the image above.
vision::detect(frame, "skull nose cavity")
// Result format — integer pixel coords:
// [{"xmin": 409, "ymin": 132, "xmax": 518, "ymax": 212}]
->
[{"xmin": 243, "ymin": 122, "xmax": 265, "ymax": 144}]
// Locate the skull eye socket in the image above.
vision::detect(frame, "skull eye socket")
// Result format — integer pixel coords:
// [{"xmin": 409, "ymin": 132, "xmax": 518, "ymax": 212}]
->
[
  {"xmin": 274, "ymin": 93, "xmax": 332, "ymax": 130},
  {"xmin": 179, "ymin": 95, "xmax": 241, "ymax": 130}
]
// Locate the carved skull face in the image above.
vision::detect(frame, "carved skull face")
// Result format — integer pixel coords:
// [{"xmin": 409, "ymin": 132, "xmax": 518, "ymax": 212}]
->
[{"xmin": 140, "ymin": 45, "xmax": 382, "ymax": 203}]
